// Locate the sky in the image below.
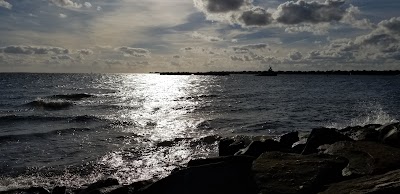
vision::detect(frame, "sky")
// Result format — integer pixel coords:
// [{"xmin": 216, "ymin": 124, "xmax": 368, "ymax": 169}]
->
[{"xmin": 0, "ymin": 0, "xmax": 400, "ymax": 73}]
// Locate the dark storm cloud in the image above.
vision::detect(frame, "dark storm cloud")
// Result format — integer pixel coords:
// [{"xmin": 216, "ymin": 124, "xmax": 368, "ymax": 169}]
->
[
  {"xmin": 379, "ymin": 17, "xmax": 400, "ymax": 34},
  {"xmin": 288, "ymin": 51, "xmax": 303, "ymax": 60},
  {"xmin": 204, "ymin": 0, "xmax": 248, "ymax": 13},
  {"xmin": 238, "ymin": 7, "xmax": 273, "ymax": 26},
  {"xmin": 275, "ymin": 0, "xmax": 346, "ymax": 24},
  {"xmin": 117, "ymin": 47, "xmax": 151, "ymax": 57},
  {"xmin": 0, "ymin": 45, "xmax": 69, "ymax": 55}
]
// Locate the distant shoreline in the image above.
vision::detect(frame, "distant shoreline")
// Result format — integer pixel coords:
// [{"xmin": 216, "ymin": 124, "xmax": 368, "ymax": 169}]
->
[{"xmin": 154, "ymin": 70, "xmax": 400, "ymax": 76}]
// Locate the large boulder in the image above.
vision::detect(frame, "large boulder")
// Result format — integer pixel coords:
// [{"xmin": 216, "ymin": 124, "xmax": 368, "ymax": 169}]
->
[
  {"xmin": 378, "ymin": 122, "xmax": 400, "ymax": 147},
  {"xmin": 138, "ymin": 155, "xmax": 257, "ymax": 194},
  {"xmin": 324, "ymin": 141, "xmax": 400, "ymax": 177},
  {"xmin": 340, "ymin": 124, "xmax": 381, "ymax": 141},
  {"xmin": 302, "ymin": 128, "xmax": 353, "ymax": 155},
  {"xmin": 279, "ymin": 131, "xmax": 299, "ymax": 148},
  {"xmin": 320, "ymin": 169, "xmax": 400, "ymax": 194},
  {"xmin": 218, "ymin": 138, "xmax": 241, "ymax": 156},
  {"xmin": 252, "ymin": 152, "xmax": 348, "ymax": 194},
  {"xmin": 235, "ymin": 140, "xmax": 284, "ymax": 157},
  {"xmin": 78, "ymin": 178, "xmax": 119, "ymax": 194}
]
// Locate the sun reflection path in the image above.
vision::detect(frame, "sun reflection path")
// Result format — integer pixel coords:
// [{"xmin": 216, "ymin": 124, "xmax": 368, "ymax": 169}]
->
[{"xmin": 117, "ymin": 74, "xmax": 214, "ymax": 141}]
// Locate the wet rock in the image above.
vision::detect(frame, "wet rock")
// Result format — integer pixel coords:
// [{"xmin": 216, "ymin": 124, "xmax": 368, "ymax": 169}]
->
[
  {"xmin": 78, "ymin": 178, "xmax": 119, "ymax": 194},
  {"xmin": 302, "ymin": 128, "xmax": 353, "ymax": 155},
  {"xmin": 252, "ymin": 152, "xmax": 348, "ymax": 194},
  {"xmin": 340, "ymin": 124, "xmax": 381, "ymax": 141},
  {"xmin": 51, "ymin": 186, "xmax": 66, "ymax": 194},
  {"xmin": 324, "ymin": 141, "xmax": 400, "ymax": 176},
  {"xmin": 235, "ymin": 140, "xmax": 283, "ymax": 157},
  {"xmin": 2, "ymin": 187, "xmax": 51, "ymax": 194},
  {"xmin": 321, "ymin": 169, "xmax": 400, "ymax": 194},
  {"xmin": 187, "ymin": 155, "xmax": 256, "ymax": 167},
  {"xmin": 378, "ymin": 122, "xmax": 400, "ymax": 147},
  {"xmin": 138, "ymin": 155, "xmax": 256, "ymax": 194},
  {"xmin": 279, "ymin": 131, "xmax": 299, "ymax": 148},
  {"xmin": 88, "ymin": 186, "xmax": 128, "ymax": 194},
  {"xmin": 292, "ymin": 143, "xmax": 306, "ymax": 154},
  {"xmin": 218, "ymin": 138, "xmax": 246, "ymax": 156}
]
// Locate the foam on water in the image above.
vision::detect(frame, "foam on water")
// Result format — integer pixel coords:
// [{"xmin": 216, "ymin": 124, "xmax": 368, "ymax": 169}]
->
[{"xmin": 326, "ymin": 104, "xmax": 398, "ymax": 129}]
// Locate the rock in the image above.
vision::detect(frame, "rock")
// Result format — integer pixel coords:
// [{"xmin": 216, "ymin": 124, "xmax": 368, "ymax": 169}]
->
[
  {"xmin": 235, "ymin": 140, "xmax": 283, "ymax": 157},
  {"xmin": 324, "ymin": 141, "xmax": 400, "ymax": 176},
  {"xmin": 340, "ymin": 124, "xmax": 381, "ymax": 141},
  {"xmin": 378, "ymin": 122, "xmax": 400, "ymax": 147},
  {"xmin": 51, "ymin": 186, "xmax": 66, "ymax": 194},
  {"xmin": 302, "ymin": 128, "xmax": 353, "ymax": 155},
  {"xmin": 279, "ymin": 131, "xmax": 299, "ymax": 148},
  {"xmin": 79, "ymin": 178, "xmax": 119, "ymax": 194},
  {"xmin": 88, "ymin": 185, "xmax": 128, "ymax": 194},
  {"xmin": 292, "ymin": 143, "xmax": 306, "ymax": 154},
  {"xmin": 138, "ymin": 155, "xmax": 257, "ymax": 194},
  {"xmin": 252, "ymin": 152, "xmax": 348, "ymax": 194},
  {"xmin": 187, "ymin": 155, "xmax": 256, "ymax": 167},
  {"xmin": 2, "ymin": 187, "xmax": 51, "ymax": 194},
  {"xmin": 218, "ymin": 138, "xmax": 246, "ymax": 156},
  {"xmin": 320, "ymin": 169, "xmax": 400, "ymax": 194}
]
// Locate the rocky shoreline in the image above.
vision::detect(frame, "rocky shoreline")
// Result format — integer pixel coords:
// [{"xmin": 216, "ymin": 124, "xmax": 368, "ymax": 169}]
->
[{"xmin": 3, "ymin": 122, "xmax": 400, "ymax": 194}]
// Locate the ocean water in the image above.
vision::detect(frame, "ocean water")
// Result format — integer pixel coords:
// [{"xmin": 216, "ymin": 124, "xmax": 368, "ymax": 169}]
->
[{"xmin": 0, "ymin": 73, "xmax": 399, "ymax": 190}]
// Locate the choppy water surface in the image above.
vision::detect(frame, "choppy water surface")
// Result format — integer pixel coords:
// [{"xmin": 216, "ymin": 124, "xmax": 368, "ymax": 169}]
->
[{"xmin": 0, "ymin": 73, "xmax": 399, "ymax": 190}]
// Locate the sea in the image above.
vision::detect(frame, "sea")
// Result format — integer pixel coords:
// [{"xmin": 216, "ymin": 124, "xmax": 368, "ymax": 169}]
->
[{"xmin": 0, "ymin": 73, "xmax": 399, "ymax": 190}]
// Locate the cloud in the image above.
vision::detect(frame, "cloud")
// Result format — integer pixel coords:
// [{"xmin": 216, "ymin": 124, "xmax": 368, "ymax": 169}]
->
[
  {"xmin": 51, "ymin": 54, "xmax": 73, "ymax": 60},
  {"xmin": 84, "ymin": 2, "xmax": 92, "ymax": 8},
  {"xmin": 288, "ymin": 51, "xmax": 303, "ymax": 60},
  {"xmin": 77, "ymin": 49, "xmax": 93, "ymax": 55},
  {"xmin": 274, "ymin": 0, "xmax": 346, "ymax": 25},
  {"xmin": 238, "ymin": 7, "xmax": 273, "ymax": 26},
  {"xmin": 0, "ymin": 45, "xmax": 70, "ymax": 55},
  {"xmin": 59, "ymin": 13, "xmax": 67, "ymax": 18},
  {"xmin": 231, "ymin": 43, "xmax": 269, "ymax": 53},
  {"xmin": 0, "ymin": 0, "xmax": 12, "ymax": 9},
  {"xmin": 194, "ymin": 0, "xmax": 251, "ymax": 13},
  {"xmin": 49, "ymin": 0, "xmax": 82, "ymax": 8},
  {"xmin": 116, "ymin": 47, "xmax": 151, "ymax": 57},
  {"xmin": 191, "ymin": 31, "xmax": 223, "ymax": 42}
]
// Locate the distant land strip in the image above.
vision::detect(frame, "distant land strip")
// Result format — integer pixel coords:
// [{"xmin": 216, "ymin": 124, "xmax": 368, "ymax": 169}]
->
[{"xmin": 153, "ymin": 70, "xmax": 400, "ymax": 76}]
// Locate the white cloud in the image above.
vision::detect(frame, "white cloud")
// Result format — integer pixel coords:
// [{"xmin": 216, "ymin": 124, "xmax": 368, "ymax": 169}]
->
[
  {"xmin": 49, "ymin": 0, "xmax": 82, "ymax": 9},
  {"xmin": 59, "ymin": 13, "xmax": 67, "ymax": 18},
  {"xmin": 84, "ymin": 2, "xmax": 92, "ymax": 8},
  {"xmin": 0, "ymin": 0, "xmax": 12, "ymax": 9}
]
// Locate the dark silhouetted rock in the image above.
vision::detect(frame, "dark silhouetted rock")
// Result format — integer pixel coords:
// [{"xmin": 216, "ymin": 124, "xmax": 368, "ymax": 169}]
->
[
  {"xmin": 279, "ymin": 131, "xmax": 299, "ymax": 148},
  {"xmin": 138, "ymin": 155, "xmax": 257, "ymax": 194},
  {"xmin": 187, "ymin": 155, "xmax": 256, "ymax": 167},
  {"xmin": 324, "ymin": 141, "xmax": 400, "ymax": 177},
  {"xmin": 51, "ymin": 186, "xmax": 66, "ymax": 194},
  {"xmin": 302, "ymin": 128, "xmax": 353, "ymax": 155},
  {"xmin": 252, "ymin": 152, "xmax": 348, "ymax": 194},
  {"xmin": 3, "ymin": 187, "xmax": 51, "ymax": 194},
  {"xmin": 88, "ymin": 185, "xmax": 128, "ymax": 194},
  {"xmin": 292, "ymin": 143, "xmax": 306, "ymax": 154},
  {"xmin": 340, "ymin": 124, "xmax": 381, "ymax": 141},
  {"xmin": 235, "ymin": 139, "xmax": 283, "ymax": 157},
  {"xmin": 218, "ymin": 138, "xmax": 247, "ymax": 156},
  {"xmin": 321, "ymin": 169, "xmax": 400, "ymax": 194},
  {"xmin": 79, "ymin": 178, "xmax": 119, "ymax": 194},
  {"xmin": 378, "ymin": 122, "xmax": 400, "ymax": 148}
]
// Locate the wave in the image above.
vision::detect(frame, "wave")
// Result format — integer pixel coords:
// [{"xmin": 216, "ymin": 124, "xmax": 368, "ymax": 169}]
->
[
  {"xmin": 326, "ymin": 106, "xmax": 398, "ymax": 129},
  {"xmin": 25, "ymin": 100, "xmax": 73, "ymax": 110},
  {"xmin": 49, "ymin": 93, "xmax": 94, "ymax": 101},
  {"xmin": 0, "ymin": 115, "xmax": 104, "ymax": 124},
  {"xmin": 0, "ymin": 127, "xmax": 92, "ymax": 142}
]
